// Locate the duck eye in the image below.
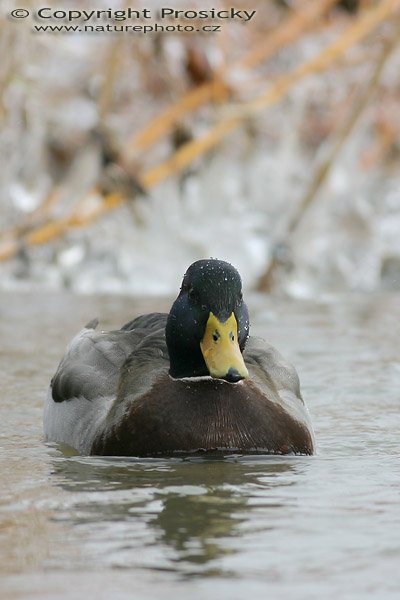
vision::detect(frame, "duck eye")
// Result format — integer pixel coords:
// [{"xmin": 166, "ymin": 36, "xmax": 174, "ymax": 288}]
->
[
  {"xmin": 188, "ymin": 288, "xmax": 197, "ymax": 302},
  {"xmin": 238, "ymin": 292, "xmax": 243, "ymax": 302}
]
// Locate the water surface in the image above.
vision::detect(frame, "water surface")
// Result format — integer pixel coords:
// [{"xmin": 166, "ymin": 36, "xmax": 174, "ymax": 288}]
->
[{"xmin": 1, "ymin": 291, "xmax": 399, "ymax": 599}]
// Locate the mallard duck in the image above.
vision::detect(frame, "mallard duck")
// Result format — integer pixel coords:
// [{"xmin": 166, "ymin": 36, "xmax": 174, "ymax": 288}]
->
[{"xmin": 44, "ymin": 259, "xmax": 315, "ymax": 456}]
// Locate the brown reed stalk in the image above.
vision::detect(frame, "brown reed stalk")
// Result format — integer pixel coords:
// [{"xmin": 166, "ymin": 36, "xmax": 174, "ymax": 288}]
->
[
  {"xmin": 98, "ymin": 0, "xmax": 134, "ymax": 121},
  {"xmin": 0, "ymin": 0, "xmax": 397, "ymax": 261},
  {"xmin": 257, "ymin": 13, "xmax": 400, "ymax": 291},
  {"xmin": 138, "ymin": 0, "xmax": 400, "ymax": 189},
  {"xmin": 0, "ymin": 187, "xmax": 62, "ymax": 241},
  {"xmin": 97, "ymin": 38, "xmax": 125, "ymax": 122},
  {"xmin": 125, "ymin": 0, "xmax": 338, "ymax": 154}
]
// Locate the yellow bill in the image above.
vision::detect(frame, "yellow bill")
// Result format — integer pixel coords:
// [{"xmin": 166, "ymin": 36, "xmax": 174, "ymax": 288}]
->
[{"xmin": 200, "ymin": 312, "xmax": 249, "ymax": 381}]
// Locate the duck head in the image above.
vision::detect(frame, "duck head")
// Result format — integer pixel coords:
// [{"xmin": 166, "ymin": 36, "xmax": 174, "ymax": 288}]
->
[{"xmin": 166, "ymin": 259, "xmax": 250, "ymax": 382}]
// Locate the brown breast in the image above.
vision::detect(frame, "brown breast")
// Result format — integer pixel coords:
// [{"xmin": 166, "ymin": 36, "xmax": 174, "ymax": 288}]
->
[{"xmin": 92, "ymin": 373, "xmax": 314, "ymax": 457}]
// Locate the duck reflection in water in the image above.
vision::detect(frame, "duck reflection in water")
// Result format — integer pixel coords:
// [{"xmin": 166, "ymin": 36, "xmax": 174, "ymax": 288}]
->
[{"xmin": 49, "ymin": 455, "xmax": 303, "ymax": 571}]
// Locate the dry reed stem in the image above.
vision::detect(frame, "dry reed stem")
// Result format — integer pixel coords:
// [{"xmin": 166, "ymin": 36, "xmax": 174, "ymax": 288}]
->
[
  {"xmin": 0, "ymin": 187, "xmax": 61, "ymax": 241},
  {"xmin": 127, "ymin": 80, "xmax": 228, "ymax": 154},
  {"xmin": 0, "ymin": 0, "xmax": 397, "ymax": 261},
  {"xmin": 33, "ymin": 193, "xmax": 125, "ymax": 241},
  {"xmin": 125, "ymin": 0, "xmax": 338, "ymax": 154},
  {"xmin": 98, "ymin": 0, "xmax": 132, "ymax": 121},
  {"xmin": 138, "ymin": 0, "xmax": 400, "ymax": 189},
  {"xmin": 242, "ymin": 0, "xmax": 400, "ymax": 116},
  {"xmin": 238, "ymin": 0, "xmax": 337, "ymax": 71},
  {"xmin": 0, "ymin": 192, "xmax": 124, "ymax": 260},
  {"xmin": 257, "ymin": 13, "xmax": 400, "ymax": 291},
  {"xmin": 361, "ymin": 122, "xmax": 398, "ymax": 168},
  {"xmin": 98, "ymin": 38, "xmax": 125, "ymax": 122}
]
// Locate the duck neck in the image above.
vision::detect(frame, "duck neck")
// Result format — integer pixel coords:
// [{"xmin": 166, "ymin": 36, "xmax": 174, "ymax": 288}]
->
[{"xmin": 168, "ymin": 350, "xmax": 209, "ymax": 379}]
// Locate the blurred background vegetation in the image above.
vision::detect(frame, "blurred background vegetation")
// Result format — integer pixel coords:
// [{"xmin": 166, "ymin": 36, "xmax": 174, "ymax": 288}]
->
[{"xmin": 1, "ymin": 0, "xmax": 399, "ymax": 296}]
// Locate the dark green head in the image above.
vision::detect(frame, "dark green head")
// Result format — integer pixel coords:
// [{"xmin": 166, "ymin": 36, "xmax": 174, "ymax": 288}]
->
[{"xmin": 166, "ymin": 259, "xmax": 250, "ymax": 381}]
